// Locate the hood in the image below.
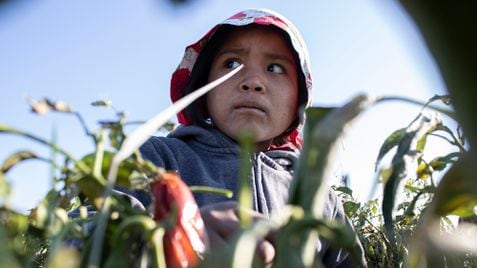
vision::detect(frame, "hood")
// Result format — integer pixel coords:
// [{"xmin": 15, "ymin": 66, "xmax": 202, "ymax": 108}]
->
[{"xmin": 170, "ymin": 8, "xmax": 313, "ymax": 150}]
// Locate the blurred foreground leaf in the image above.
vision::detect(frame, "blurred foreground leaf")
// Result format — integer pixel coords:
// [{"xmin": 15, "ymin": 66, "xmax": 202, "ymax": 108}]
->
[
  {"xmin": 431, "ymin": 153, "xmax": 477, "ymax": 217},
  {"xmin": 283, "ymin": 95, "xmax": 375, "ymax": 267},
  {"xmin": 398, "ymin": 2, "xmax": 477, "ymax": 150},
  {"xmin": 290, "ymin": 95, "xmax": 377, "ymax": 217}
]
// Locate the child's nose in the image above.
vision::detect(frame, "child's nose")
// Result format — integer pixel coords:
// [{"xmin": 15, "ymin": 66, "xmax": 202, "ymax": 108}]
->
[
  {"xmin": 240, "ymin": 83, "xmax": 263, "ymax": 92},
  {"xmin": 240, "ymin": 73, "xmax": 265, "ymax": 92}
]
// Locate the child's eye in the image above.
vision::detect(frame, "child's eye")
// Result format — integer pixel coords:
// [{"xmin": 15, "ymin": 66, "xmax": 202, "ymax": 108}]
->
[
  {"xmin": 224, "ymin": 59, "xmax": 241, "ymax": 69},
  {"xmin": 267, "ymin": 64, "xmax": 284, "ymax": 74}
]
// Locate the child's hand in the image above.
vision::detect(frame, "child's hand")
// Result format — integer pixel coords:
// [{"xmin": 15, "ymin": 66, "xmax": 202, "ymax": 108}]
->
[{"xmin": 200, "ymin": 201, "xmax": 275, "ymax": 266}]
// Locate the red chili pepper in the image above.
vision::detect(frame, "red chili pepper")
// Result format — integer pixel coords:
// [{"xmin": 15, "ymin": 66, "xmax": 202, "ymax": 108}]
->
[{"xmin": 151, "ymin": 171, "xmax": 208, "ymax": 268}]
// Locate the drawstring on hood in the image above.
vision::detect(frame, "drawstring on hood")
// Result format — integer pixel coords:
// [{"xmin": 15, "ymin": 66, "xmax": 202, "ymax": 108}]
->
[{"xmin": 170, "ymin": 8, "xmax": 313, "ymax": 150}]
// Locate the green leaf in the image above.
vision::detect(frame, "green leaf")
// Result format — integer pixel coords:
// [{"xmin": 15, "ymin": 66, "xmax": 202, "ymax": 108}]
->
[
  {"xmin": 375, "ymin": 128, "xmax": 406, "ymax": 171},
  {"xmin": 0, "ymin": 226, "xmax": 22, "ymax": 268},
  {"xmin": 286, "ymin": 95, "xmax": 377, "ymax": 267},
  {"xmin": 238, "ymin": 130, "xmax": 254, "ymax": 227},
  {"xmin": 275, "ymin": 217, "xmax": 366, "ymax": 268},
  {"xmin": 343, "ymin": 201, "xmax": 360, "ymax": 217},
  {"xmin": 404, "ymin": 184, "xmax": 435, "ymax": 195},
  {"xmin": 290, "ymin": 95, "xmax": 376, "ymax": 217},
  {"xmin": 416, "ymin": 117, "xmax": 444, "ymax": 153},
  {"xmin": 381, "ymin": 113, "xmax": 442, "ymax": 240},
  {"xmin": 433, "ymin": 125, "xmax": 467, "ymax": 151},
  {"xmin": 1, "ymin": 150, "xmax": 38, "ymax": 173},
  {"xmin": 416, "ymin": 131, "xmax": 428, "ymax": 152},
  {"xmin": 378, "ymin": 166, "xmax": 393, "ymax": 184},
  {"xmin": 334, "ymin": 186, "xmax": 353, "ymax": 197},
  {"xmin": 0, "ymin": 207, "xmax": 30, "ymax": 234},
  {"xmin": 371, "ymin": 204, "xmax": 378, "ymax": 215},
  {"xmin": 432, "ymin": 153, "xmax": 477, "ymax": 217},
  {"xmin": 80, "ymin": 151, "xmax": 137, "ymax": 188},
  {"xmin": 429, "ymin": 152, "xmax": 460, "ymax": 171},
  {"xmin": 447, "ymin": 200, "xmax": 477, "ymax": 217},
  {"xmin": 73, "ymin": 174, "xmax": 107, "ymax": 209}
]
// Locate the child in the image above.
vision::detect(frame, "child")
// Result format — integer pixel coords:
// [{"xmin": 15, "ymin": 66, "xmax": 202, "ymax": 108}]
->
[{"xmin": 132, "ymin": 8, "xmax": 366, "ymax": 267}]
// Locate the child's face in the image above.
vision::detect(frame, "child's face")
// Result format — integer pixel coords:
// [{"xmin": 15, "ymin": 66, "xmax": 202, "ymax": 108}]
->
[{"xmin": 206, "ymin": 25, "xmax": 299, "ymax": 150}]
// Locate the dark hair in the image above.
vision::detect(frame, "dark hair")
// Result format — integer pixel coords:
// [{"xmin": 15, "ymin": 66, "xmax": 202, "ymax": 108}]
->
[{"xmin": 181, "ymin": 24, "xmax": 308, "ymax": 145}]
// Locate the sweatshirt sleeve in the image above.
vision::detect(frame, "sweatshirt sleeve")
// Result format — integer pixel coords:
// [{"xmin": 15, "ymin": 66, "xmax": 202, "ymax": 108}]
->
[{"xmin": 140, "ymin": 137, "xmax": 167, "ymax": 168}]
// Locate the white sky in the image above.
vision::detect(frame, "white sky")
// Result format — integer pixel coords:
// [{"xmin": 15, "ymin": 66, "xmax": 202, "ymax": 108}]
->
[{"xmin": 0, "ymin": 0, "xmax": 456, "ymax": 212}]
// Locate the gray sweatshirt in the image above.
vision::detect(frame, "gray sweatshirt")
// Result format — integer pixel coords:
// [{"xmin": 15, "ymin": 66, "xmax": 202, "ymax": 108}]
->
[{"xmin": 128, "ymin": 125, "xmax": 366, "ymax": 267}]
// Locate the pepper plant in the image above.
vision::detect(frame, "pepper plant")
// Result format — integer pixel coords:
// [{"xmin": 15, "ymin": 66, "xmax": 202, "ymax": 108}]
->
[{"xmin": 1, "ymin": 90, "xmax": 477, "ymax": 267}]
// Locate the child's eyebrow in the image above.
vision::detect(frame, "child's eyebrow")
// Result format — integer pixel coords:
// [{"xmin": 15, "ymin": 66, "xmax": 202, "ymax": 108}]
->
[
  {"xmin": 264, "ymin": 52, "xmax": 295, "ymax": 65},
  {"xmin": 216, "ymin": 48, "xmax": 295, "ymax": 65},
  {"xmin": 216, "ymin": 47, "xmax": 247, "ymax": 57}
]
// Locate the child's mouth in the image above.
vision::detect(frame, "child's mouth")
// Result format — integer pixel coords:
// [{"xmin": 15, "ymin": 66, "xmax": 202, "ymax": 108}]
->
[{"xmin": 234, "ymin": 104, "xmax": 266, "ymax": 114}]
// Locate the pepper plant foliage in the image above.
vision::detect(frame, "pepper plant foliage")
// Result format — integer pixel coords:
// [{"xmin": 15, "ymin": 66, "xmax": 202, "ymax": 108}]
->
[
  {"xmin": 0, "ymin": 93, "xmax": 476, "ymax": 268},
  {"xmin": 333, "ymin": 102, "xmax": 477, "ymax": 267}
]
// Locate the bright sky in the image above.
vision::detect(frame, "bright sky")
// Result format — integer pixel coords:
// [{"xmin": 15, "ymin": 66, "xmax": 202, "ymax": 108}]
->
[{"xmin": 0, "ymin": 1, "xmax": 454, "ymax": 213}]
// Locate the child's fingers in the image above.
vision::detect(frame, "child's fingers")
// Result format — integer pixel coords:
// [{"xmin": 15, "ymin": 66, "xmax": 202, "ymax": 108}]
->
[
  {"xmin": 200, "ymin": 201, "xmax": 241, "ymax": 239},
  {"xmin": 200, "ymin": 201, "xmax": 276, "ymax": 265},
  {"xmin": 257, "ymin": 239, "xmax": 275, "ymax": 267}
]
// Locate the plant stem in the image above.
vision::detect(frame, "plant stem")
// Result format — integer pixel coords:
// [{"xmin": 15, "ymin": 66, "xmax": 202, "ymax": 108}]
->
[
  {"xmin": 93, "ymin": 130, "xmax": 106, "ymax": 179},
  {"xmin": 0, "ymin": 124, "xmax": 90, "ymax": 174},
  {"xmin": 189, "ymin": 186, "xmax": 233, "ymax": 198},
  {"xmin": 377, "ymin": 95, "xmax": 455, "ymax": 119},
  {"xmin": 72, "ymin": 111, "xmax": 97, "ymax": 146}
]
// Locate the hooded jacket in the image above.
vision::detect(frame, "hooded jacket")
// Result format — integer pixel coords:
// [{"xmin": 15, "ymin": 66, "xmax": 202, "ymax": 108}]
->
[{"xmin": 135, "ymin": 9, "xmax": 366, "ymax": 267}]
